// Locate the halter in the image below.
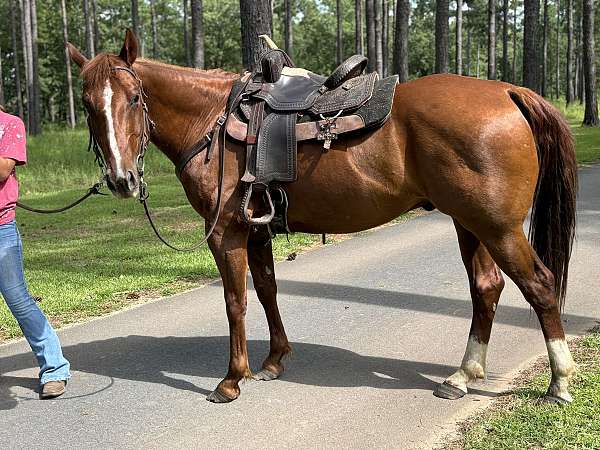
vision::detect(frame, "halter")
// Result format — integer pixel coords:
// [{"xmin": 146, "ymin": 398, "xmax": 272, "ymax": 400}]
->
[
  {"xmin": 86, "ymin": 64, "xmax": 229, "ymax": 252},
  {"xmin": 110, "ymin": 65, "xmax": 156, "ymax": 200}
]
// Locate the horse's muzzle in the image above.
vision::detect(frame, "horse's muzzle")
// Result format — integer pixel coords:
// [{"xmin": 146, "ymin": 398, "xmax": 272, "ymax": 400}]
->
[{"xmin": 107, "ymin": 170, "xmax": 139, "ymax": 198}]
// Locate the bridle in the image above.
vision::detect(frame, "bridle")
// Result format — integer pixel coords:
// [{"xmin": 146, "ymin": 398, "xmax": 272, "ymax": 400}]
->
[
  {"xmin": 86, "ymin": 64, "xmax": 229, "ymax": 252},
  {"xmin": 18, "ymin": 63, "xmax": 233, "ymax": 252}
]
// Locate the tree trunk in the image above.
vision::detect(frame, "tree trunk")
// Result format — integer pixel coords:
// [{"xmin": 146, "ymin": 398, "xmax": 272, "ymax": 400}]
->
[
  {"xmin": 393, "ymin": 0, "xmax": 409, "ymax": 82},
  {"xmin": 466, "ymin": 26, "xmax": 471, "ymax": 76},
  {"xmin": 191, "ymin": 0, "xmax": 204, "ymax": 68},
  {"xmin": 19, "ymin": 0, "xmax": 30, "ymax": 128},
  {"xmin": 356, "ymin": 0, "xmax": 363, "ymax": 55},
  {"xmin": 374, "ymin": 0, "xmax": 383, "ymax": 75},
  {"xmin": 456, "ymin": 0, "xmax": 463, "ymax": 75},
  {"xmin": 488, "ymin": 0, "xmax": 496, "ymax": 79},
  {"xmin": 131, "ymin": 0, "xmax": 140, "ymax": 38},
  {"xmin": 541, "ymin": 0, "xmax": 548, "ymax": 96},
  {"xmin": 502, "ymin": 0, "xmax": 508, "ymax": 80},
  {"xmin": 92, "ymin": 0, "xmax": 100, "ymax": 52},
  {"xmin": 239, "ymin": 0, "xmax": 272, "ymax": 71},
  {"xmin": 523, "ymin": 0, "xmax": 539, "ymax": 90},
  {"xmin": 574, "ymin": 10, "xmax": 579, "ymax": 100},
  {"xmin": 30, "ymin": 0, "xmax": 40, "ymax": 133},
  {"xmin": 512, "ymin": 0, "xmax": 517, "ymax": 83},
  {"xmin": 435, "ymin": 0, "xmax": 449, "ymax": 73},
  {"xmin": 582, "ymin": 0, "xmax": 598, "ymax": 125},
  {"xmin": 476, "ymin": 40, "xmax": 481, "ymax": 77},
  {"xmin": 366, "ymin": 0, "xmax": 376, "ymax": 72},
  {"xmin": 337, "ymin": 0, "xmax": 343, "ymax": 65},
  {"xmin": 10, "ymin": 0, "xmax": 23, "ymax": 119},
  {"xmin": 555, "ymin": 0, "xmax": 560, "ymax": 98},
  {"xmin": 150, "ymin": 0, "xmax": 158, "ymax": 58},
  {"xmin": 21, "ymin": 0, "xmax": 33, "ymax": 133},
  {"xmin": 566, "ymin": 0, "xmax": 574, "ymax": 103},
  {"xmin": 183, "ymin": 0, "xmax": 191, "ymax": 66},
  {"xmin": 285, "ymin": 0, "xmax": 293, "ymax": 58},
  {"xmin": 84, "ymin": 0, "xmax": 95, "ymax": 58},
  {"xmin": 578, "ymin": 10, "xmax": 584, "ymax": 103},
  {"xmin": 383, "ymin": 0, "xmax": 389, "ymax": 76},
  {"xmin": 60, "ymin": 0, "xmax": 75, "ymax": 128}
]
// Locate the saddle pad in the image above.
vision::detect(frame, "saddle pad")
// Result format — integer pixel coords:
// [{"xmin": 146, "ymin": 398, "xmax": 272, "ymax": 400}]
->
[
  {"xmin": 309, "ymin": 72, "xmax": 378, "ymax": 115},
  {"xmin": 255, "ymin": 112, "xmax": 297, "ymax": 184},
  {"xmin": 254, "ymin": 74, "xmax": 323, "ymax": 111}
]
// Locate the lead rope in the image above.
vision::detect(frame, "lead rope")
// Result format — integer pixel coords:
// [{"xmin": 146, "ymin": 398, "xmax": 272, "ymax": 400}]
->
[{"xmin": 16, "ymin": 124, "xmax": 107, "ymax": 214}]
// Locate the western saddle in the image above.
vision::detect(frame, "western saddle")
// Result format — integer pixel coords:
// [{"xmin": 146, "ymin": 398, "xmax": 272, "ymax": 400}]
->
[{"xmin": 224, "ymin": 46, "xmax": 399, "ymax": 232}]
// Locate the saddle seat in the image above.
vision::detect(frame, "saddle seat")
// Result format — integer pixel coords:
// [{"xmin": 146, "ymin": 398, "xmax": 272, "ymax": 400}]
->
[{"xmin": 225, "ymin": 49, "xmax": 399, "ymax": 230}]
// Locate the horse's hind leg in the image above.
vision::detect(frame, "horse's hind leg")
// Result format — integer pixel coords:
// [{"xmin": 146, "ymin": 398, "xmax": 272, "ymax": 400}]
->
[
  {"xmin": 435, "ymin": 220, "xmax": 505, "ymax": 399},
  {"xmin": 247, "ymin": 227, "xmax": 292, "ymax": 381},
  {"xmin": 480, "ymin": 227, "xmax": 575, "ymax": 403}
]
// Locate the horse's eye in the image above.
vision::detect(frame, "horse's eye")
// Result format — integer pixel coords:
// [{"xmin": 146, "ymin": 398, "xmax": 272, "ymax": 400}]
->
[{"xmin": 130, "ymin": 94, "xmax": 140, "ymax": 106}]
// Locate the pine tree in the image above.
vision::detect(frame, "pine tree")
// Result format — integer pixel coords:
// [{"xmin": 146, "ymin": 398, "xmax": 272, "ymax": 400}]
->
[
  {"xmin": 393, "ymin": 0, "xmax": 409, "ymax": 82},
  {"xmin": 191, "ymin": 0, "xmax": 204, "ymax": 68},
  {"xmin": 239, "ymin": 0, "xmax": 272, "ymax": 71},
  {"xmin": 435, "ymin": 0, "xmax": 449, "ymax": 73},
  {"xmin": 582, "ymin": 0, "xmax": 598, "ymax": 125}
]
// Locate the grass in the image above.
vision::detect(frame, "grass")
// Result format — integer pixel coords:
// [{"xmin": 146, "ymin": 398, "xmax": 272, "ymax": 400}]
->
[
  {"xmin": 552, "ymin": 100, "xmax": 600, "ymax": 164},
  {"xmin": 449, "ymin": 328, "xmax": 600, "ymax": 450},
  {"xmin": 2, "ymin": 100, "xmax": 600, "ymax": 341}
]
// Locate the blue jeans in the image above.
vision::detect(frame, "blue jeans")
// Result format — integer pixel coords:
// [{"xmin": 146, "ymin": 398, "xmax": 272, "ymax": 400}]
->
[{"xmin": 0, "ymin": 220, "xmax": 70, "ymax": 384}]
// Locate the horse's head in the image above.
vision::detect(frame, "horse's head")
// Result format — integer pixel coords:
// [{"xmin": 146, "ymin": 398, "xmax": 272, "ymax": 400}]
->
[{"xmin": 68, "ymin": 30, "xmax": 147, "ymax": 199}]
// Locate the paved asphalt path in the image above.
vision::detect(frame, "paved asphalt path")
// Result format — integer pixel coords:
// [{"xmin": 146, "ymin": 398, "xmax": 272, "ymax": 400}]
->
[{"xmin": 1, "ymin": 166, "xmax": 599, "ymax": 450}]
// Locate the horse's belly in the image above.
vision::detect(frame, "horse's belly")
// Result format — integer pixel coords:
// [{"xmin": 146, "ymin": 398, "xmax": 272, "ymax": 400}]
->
[{"xmin": 284, "ymin": 144, "xmax": 418, "ymax": 234}]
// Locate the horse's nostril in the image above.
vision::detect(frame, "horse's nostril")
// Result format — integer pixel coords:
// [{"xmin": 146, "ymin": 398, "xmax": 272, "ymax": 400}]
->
[{"xmin": 126, "ymin": 170, "xmax": 137, "ymax": 190}]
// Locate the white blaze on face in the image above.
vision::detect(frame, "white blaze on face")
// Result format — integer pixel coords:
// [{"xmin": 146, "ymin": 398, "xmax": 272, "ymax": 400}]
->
[{"xmin": 102, "ymin": 79, "xmax": 124, "ymax": 178}]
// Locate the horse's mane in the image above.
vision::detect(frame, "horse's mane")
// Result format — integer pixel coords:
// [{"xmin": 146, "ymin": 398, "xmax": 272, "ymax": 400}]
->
[
  {"xmin": 80, "ymin": 53, "xmax": 239, "ymax": 90},
  {"xmin": 136, "ymin": 59, "xmax": 239, "ymax": 80}
]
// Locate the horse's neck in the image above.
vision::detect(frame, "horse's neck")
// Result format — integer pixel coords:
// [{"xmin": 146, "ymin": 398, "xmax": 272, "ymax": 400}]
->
[{"xmin": 134, "ymin": 60, "xmax": 236, "ymax": 163}]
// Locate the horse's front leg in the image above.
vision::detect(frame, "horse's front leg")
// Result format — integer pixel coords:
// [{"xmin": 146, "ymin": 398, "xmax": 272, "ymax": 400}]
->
[
  {"xmin": 248, "ymin": 226, "xmax": 292, "ymax": 381},
  {"xmin": 206, "ymin": 224, "xmax": 252, "ymax": 403}
]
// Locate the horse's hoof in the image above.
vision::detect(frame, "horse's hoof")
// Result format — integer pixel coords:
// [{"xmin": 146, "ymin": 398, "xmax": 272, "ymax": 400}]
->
[
  {"xmin": 541, "ymin": 395, "xmax": 571, "ymax": 405},
  {"xmin": 206, "ymin": 389, "xmax": 236, "ymax": 403},
  {"xmin": 433, "ymin": 381, "xmax": 467, "ymax": 400},
  {"xmin": 253, "ymin": 368, "xmax": 280, "ymax": 381}
]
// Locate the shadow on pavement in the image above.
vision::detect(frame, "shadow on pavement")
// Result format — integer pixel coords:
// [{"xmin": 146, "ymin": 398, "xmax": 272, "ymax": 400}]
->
[
  {"xmin": 272, "ymin": 280, "xmax": 597, "ymax": 331},
  {"xmin": 0, "ymin": 335, "xmax": 494, "ymax": 410}
]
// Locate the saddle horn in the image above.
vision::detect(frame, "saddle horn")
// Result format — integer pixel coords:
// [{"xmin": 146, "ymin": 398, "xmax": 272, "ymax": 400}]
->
[{"xmin": 259, "ymin": 35, "xmax": 279, "ymax": 50}]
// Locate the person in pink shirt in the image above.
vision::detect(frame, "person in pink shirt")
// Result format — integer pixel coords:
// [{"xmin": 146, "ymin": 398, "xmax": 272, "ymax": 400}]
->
[{"xmin": 0, "ymin": 105, "xmax": 70, "ymax": 398}]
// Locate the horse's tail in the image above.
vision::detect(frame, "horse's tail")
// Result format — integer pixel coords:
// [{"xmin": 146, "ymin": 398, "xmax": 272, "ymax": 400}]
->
[{"xmin": 508, "ymin": 87, "xmax": 577, "ymax": 309}]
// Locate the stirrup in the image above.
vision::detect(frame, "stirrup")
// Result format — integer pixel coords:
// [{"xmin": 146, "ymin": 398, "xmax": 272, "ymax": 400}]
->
[{"xmin": 241, "ymin": 183, "xmax": 276, "ymax": 225}]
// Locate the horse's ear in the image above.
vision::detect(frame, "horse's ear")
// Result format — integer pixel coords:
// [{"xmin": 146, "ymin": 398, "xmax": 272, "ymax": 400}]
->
[
  {"xmin": 67, "ymin": 43, "xmax": 88, "ymax": 69},
  {"xmin": 119, "ymin": 29, "xmax": 139, "ymax": 66}
]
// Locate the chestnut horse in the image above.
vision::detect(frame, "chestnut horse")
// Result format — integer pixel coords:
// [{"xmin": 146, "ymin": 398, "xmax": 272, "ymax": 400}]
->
[{"xmin": 67, "ymin": 31, "xmax": 577, "ymax": 404}]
